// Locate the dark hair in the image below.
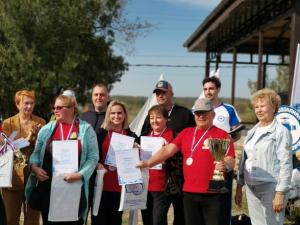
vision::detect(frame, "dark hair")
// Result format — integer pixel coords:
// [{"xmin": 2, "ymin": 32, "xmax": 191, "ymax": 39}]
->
[
  {"xmin": 92, "ymin": 84, "xmax": 109, "ymax": 93},
  {"xmin": 202, "ymin": 76, "xmax": 221, "ymax": 89},
  {"xmin": 148, "ymin": 105, "xmax": 168, "ymax": 119}
]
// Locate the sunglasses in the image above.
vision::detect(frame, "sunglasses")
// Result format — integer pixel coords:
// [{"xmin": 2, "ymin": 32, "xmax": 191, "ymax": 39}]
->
[
  {"xmin": 51, "ymin": 106, "xmax": 71, "ymax": 112},
  {"xmin": 194, "ymin": 110, "xmax": 212, "ymax": 117}
]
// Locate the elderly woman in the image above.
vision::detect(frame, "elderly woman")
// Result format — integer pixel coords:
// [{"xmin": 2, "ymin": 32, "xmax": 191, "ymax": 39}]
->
[
  {"xmin": 91, "ymin": 100, "xmax": 138, "ymax": 225},
  {"xmin": 235, "ymin": 89, "xmax": 292, "ymax": 225},
  {"xmin": 25, "ymin": 94, "xmax": 99, "ymax": 224},
  {"xmin": 140, "ymin": 105, "xmax": 183, "ymax": 225},
  {"xmin": 2, "ymin": 90, "xmax": 46, "ymax": 225}
]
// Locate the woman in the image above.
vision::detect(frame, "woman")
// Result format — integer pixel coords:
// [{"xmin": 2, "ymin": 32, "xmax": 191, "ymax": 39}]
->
[
  {"xmin": 2, "ymin": 90, "xmax": 46, "ymax": 225},
  {"xmin": 24, "ymin": 94, "xmax": 99, "ymax": 224},
  {"xmin": 91, "ymin": 100, "xmax": 138, "ymax": 225},
  {"xmin": 140, "ymin": 105, "xmax": 183, "ymax": 225},
  {"xmin": 235, "ymin": 89, "xmax": 292, "ymax": 225}
]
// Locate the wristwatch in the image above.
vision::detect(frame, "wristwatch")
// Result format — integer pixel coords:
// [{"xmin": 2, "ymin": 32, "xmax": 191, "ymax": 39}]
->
[{"xmin": 225, "ymin": 165, "xmax": 229, "ymax": 173}]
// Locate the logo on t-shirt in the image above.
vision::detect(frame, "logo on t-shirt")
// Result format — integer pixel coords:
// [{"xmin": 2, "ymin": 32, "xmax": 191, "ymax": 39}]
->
[
  {"xmin": 276, "ymin": 105, "xmax": 300, "ymax": 152},
  {"xmin": 202, "ymin": 139, "xmax": 209, "ymax": 149},
  {"xmin": 218, "ymin": 116, "xmax": 225, "ymax": 122}
]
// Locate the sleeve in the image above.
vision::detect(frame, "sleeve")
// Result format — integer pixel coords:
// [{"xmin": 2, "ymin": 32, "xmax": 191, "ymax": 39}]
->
[
  {"xmin": 275, "ymin": 126, "xmax": 293, "ymax": 192},
  {"xmin": 79, "ymin": 126, "xmax": 99, "ymax": 182},
  {"xmin": 228, "ymin": 106, "xmax": 241, "ymax": 127},
  {"xmin": 171, "ymin": 129, "xmax": 185, "ymax": 149},
  {"xmin": 141, "ymin": 115, "xmax": 151, "ymax": 134},
  {"xmin": 0, "ymin": 123, "xmax": 2, "ymax": 133},
  {"xmin": 2, "ymin": 118, "xmax": 12, "ymax": 137},
  {"xmin": 29, "ymin": 126, "xmax": 47, "ymax": 168}
]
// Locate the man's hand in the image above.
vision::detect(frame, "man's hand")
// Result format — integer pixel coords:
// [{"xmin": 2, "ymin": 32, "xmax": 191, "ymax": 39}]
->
[
  {"xmin": 135, "ymin": 161, "xmax": 150, "ymax": 168},
  {"xmin": 215, "ymin": 160, "xmax": 226, "ymax": 172}
]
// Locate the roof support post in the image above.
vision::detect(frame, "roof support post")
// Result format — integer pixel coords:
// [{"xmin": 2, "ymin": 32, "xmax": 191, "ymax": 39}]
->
[
  {"xmin": 288, "ymin": 0, "xmax": 300, "ymax": 104},
  {"xmin": 257, "ymin": 31, "xmax": 264, "ymax": 90},
  {"xmin": 231, "ymin": 47, "xmax": 237, "ymax": 106}
]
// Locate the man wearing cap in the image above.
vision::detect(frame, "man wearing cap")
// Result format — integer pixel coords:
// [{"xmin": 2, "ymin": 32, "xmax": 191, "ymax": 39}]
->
[
  {"xmin": 79, "ymin": 84, "xmax": 110, "ymax": 133},
  {"xmin": 141, "ymin": 80, "xmax": 195, "ymax": 225},
  {"xmin": 202, "ymin": 76, "xmax": 241, "ymax": 225},
  {"xmin": 136, "ymin": 98, "xmax": 235, "ymax": 225}
]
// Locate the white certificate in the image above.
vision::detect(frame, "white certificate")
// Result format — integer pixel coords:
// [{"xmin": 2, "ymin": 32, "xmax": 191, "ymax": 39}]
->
[
  {"xmin": 140, "ymin": 136, "xmax": 165, "ymax": 170},
  {"xmin": 105, "ymin": 132, "xmax": 135, "ymax": 167},
  {"xmin": 52, "ymin": 140, "xmax": 78, "ymax": 174},
  {"xmin": 12, "ymin": 138, "xmax": 30, "ymax": 149},
  {"xmin": 115, "ymin": 148, "xmax": 142, "ymax": 185}
]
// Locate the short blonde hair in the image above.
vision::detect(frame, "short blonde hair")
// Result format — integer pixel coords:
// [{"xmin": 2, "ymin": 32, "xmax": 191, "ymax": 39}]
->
[
  {"xmin": 55, "ymin": 95, "xmax": 78, "ymax": 116},
  {"xmin": 15, "ymin": 90, "xmax": 36, "ymax": 105},
  {"xmin": 101, "ymin": 100, "xmax": 129, "ymax": 130},
  {"xmin": 250, "ymin": 89, "xmax": 281, "ymax": 114}
]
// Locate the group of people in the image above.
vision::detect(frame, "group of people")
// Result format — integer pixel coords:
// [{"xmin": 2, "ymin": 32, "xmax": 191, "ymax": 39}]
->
[{"xmin": 0, "ymin": 76, "xmax": 293, "ymax": 225}]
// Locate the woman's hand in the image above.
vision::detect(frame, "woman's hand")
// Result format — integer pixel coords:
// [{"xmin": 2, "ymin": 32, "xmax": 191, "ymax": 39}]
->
[
  {"xmin": 31, "ymin": 123, "xmax": 42, "ymax": 136},
  {"xmin": 273, "ymin": 192, "xmax": 285, "ymax": 213},
  {"xmin": 235, "ymin": 184, "xmax": 243, "ymax": 208},
  {"xmin": 64, "ymin": 173, "xmax": 83, "ymax": 183},
  {"xmin": 96, "ymin": 163, "xmax": 105, "ymax": 170},
  {"xmin": 31, "ymin": 163, "xmax": 49, "ymax": 181},
  {"xmin": 0, "ymin": 136, "xmax": 5, "ymax": 146}
]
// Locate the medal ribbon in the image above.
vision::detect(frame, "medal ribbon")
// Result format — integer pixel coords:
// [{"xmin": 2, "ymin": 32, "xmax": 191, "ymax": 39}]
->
[
  {"xmin": 150, "ymin": 127, "xmax": 167, "ymax": 137},
  {"xmin": 168, "ymin": 104, "xmax": 174, "ymax": 117},
  {"xmin": 0, "ymin": 133, "xmax": 17, "ymax": 154},
  {"xmin": 59, "ymin": 119, "xmax": 75, "ymax": 140},
  {"xmin": 190, "ymin": 125, "xmax": 213, "ymax": 156}
]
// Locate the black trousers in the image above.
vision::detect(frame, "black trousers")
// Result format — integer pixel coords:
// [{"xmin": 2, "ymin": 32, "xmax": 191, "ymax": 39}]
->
[
  {"xmin": 171, "ymin": 194, "xmax": 185, "ymax": 225},
  {"xmin": 91, "ymin": 191, "xmax": 123, "ymax": 225},
  {"xmin": 141, "ymin": 191, "xmax": 172, "ymax": 225},
  {"xmin": 0, "ymin": 193, "xmax": 7, "ymax": 225},
  {"xmin": 183, "ymin": 192, "xmax": 221, "ymax": 225}
]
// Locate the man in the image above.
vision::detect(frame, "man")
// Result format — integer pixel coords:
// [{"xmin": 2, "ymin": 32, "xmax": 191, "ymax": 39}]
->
[
  {"xmin": 137, "ymin": 98, "xmax": 235, "ymax": 225},
  {"xmin": 141, "ymin": 80, "xmax": 195, "ymax": 225},
  {"xmin": 202, "ymin": 76, "xmax": 241, "ymax": 225},
  {"xmin": 141, "ymin": 80, "xmax": 195, "ymax": 134},
  {"xmin": 202, "ymin": 76, "xmax": 241, "ymax": 141},
  {"xmin": 79, "ymin": 84, "xmax": 110, "ymax": 132}
]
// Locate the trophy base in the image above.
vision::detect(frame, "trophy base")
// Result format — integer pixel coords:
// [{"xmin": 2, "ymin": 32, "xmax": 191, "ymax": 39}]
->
[{"xmin": 207, "ymin": 180, "xmax": 229, "ymax": 193}]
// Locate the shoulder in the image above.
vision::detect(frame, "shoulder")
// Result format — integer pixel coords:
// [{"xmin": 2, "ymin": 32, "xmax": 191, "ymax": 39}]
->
[
  {"xmin": 78, "ymin": 110, "xmax": 92, "ymax": 119},
  {"xmin": 31, "ymin": 114, "xmax": 46, "ymax": 125},
  {"xmin": 173, "ymin": 105, "xmax": 193, "ymax": 115}
]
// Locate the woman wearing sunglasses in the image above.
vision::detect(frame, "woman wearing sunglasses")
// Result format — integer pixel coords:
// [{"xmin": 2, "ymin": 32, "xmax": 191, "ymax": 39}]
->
[
  {"xmin": 25, "ymin": 94, "xmax": 99, "ymax": 224},
  {"xmin": 1, "ymin": 90, "xmax": 45, "ymax": 225}
]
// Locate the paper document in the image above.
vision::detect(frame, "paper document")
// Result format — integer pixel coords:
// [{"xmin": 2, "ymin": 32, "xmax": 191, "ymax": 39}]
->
[
  {"xmin": 115, "ymin": 148, "xmax": 142, "ymax": 185},
  {"xmin": 12, "ymin": 138, "xmax": 30, "ymax": 149},
  {"xmin": 105, "ymin": 132, "xmax": 135, "ymax": 167},
  {"xmin": 9, "ymin": 131, "xmax": 19, "ymax": 141},
  {"xmin": 52, "ymin": 140, "xmax": 78, "ymax": 174},
  {"xmin": 140, "ymin": 136, "xmax": 165, "ymax": 170}
]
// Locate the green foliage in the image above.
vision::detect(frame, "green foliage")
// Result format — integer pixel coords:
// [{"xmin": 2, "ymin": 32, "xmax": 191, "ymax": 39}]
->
[
  {"xmin": 247, "ymin": 56, "xmax": 289, "ymax": 95},
  {"xmin": 0, "ymin": 0, "xmax": 152, "ymax": 119}
]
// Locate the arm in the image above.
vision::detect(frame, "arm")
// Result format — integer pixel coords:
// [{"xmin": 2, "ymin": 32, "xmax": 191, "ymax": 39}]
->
[
  {"xmin": 136, "ymin": 143, "xmax": 180, "ymax": 168},
  {"xmin": 235, "ymin": 184, "xmax": 243, "ymax": 208}
]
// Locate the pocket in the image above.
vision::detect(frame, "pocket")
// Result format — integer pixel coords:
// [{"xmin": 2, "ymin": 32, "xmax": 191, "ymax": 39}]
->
[{"xmin": 8, "ymin": 167, "xmax": 24, "ymax": 190}]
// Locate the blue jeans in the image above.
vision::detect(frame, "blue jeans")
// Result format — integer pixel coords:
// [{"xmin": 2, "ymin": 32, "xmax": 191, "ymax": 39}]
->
[{"xmin": 245, "ymin": 182, "xmax": 288, "ymax": 225}]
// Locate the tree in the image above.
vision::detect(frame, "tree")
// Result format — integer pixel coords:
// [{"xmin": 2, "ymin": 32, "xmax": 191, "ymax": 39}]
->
[
  {"xmin": 0, "ymin": 0, "xmax": 152, "ymax": 119},
  {"xmin": 247, "ymin": 57, "xmax": 289, "ymax": 95}
]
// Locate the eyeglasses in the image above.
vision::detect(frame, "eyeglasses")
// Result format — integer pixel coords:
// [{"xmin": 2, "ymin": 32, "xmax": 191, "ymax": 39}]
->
[
  {"xmin": 51, "ymin": 106, "xmax": 71, "ymax": 112},
  {"xmin": 194, "ymin": 110, "xmax": 212, "ymax": 117}
]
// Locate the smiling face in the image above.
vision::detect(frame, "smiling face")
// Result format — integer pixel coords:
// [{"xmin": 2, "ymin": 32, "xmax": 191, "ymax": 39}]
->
[
  {"xmin": 92, "ymin": 86, "xmax": 110, "ymax": 112},
  {"xmin": 203, "ymin": 82, "xmax": 220, "ymax": 101},
  {"xmin": 109, "ymin": 105, "xmax": 127, "ymax": 129},
  {"xmin": 155, "ymin": 90, "xmax": 173, "ymax": 108},
  {"xmin": 53, "ymin": 99, "xmax": 74, "ymax": 124},
  {"xmin": 149, "ymin": 111, "xmax": 167, "ymax": 133},
  {"xmin": 17, "ymin": 96, "xmax": 35, "ymax": 116},
  {"xmin": 254, "ymin": 98, "xmax": 275, "ymax": 124},
  {"xmin": 194, "ymin": 110, "xmax": 215, "ymax": 130}
]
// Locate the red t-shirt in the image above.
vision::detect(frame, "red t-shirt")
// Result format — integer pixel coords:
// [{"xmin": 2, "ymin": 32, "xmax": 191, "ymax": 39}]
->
[
  {"xmin": 172, "ymin": 126, "xmax": 235, "ymax": 193},
  {"xmin": 0, "ymin": 123, "xmax": 2, "ymax": 133},
  {"xmin": 146, "ymin": 128, "xmax": 173, "ymax": 191},
  {"xmin": 102, "ymin": 130, "xmax": 127, "ymax": 192},
  {"xmin": 50, "ymin": 122, "xmax": 82, "ymax": 157}
]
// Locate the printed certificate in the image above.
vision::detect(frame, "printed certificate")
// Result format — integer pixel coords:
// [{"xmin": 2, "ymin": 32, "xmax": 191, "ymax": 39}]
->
[
  {"xmin": 52, "ymin": 140, "xmax": 78, "ymax": 174},
  {"xmin": 105, "ymin": 132, "xmax": 135, "ymax": 167},
  {"xmin": 115, "ymin": 148, "xmax": 142, "ymax": 185}
]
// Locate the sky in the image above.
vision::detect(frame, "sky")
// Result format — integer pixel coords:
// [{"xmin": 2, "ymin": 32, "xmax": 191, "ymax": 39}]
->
[{"xmin": 109, "ymin": 0, "xmax": 279, "ymax": 99}]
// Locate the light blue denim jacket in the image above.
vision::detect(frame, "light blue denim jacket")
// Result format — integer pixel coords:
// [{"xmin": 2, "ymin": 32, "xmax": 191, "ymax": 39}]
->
[
  {"xmin": 237, "ymin": 119, "xmax": 292, "ymax": 192},
  {"xmin": 25, "ymin": 119, "xmax": 99, "ymax": 221}
]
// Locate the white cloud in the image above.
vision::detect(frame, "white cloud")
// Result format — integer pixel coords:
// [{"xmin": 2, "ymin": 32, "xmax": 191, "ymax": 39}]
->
[{"xmin": 156, "ymin": 0, "xmax": 221, "ymax": 9}]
